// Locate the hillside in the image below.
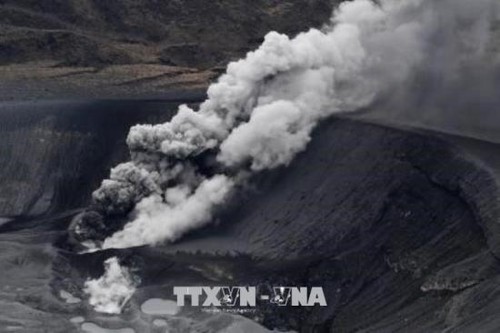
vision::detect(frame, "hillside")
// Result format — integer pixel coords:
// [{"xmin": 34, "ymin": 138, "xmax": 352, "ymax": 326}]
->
[{"xmin": 0, "ymin": 0, "xmax": 338, "ymax": 99}]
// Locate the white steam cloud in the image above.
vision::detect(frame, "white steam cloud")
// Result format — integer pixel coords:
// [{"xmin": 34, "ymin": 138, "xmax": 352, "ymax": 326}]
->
[
  {"xmin": 103, "ymin": 175, "xmax": 233, "ymax": 248},
  {"xmin": 90, "ymin": 0, "xmax": 499, "ymax": 249},
  {"xmin": 84, "ymin": 257, "xmax": 137, "ymax": 314}
]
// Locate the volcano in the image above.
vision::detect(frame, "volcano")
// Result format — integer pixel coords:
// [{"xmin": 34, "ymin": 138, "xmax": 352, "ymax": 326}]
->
[
  {"xmin": 1, "ymin": 0, "xmax": 500, "ymax": 332},
  {"xmin": 1, "ymin": 98, "xmax": 500, "ymax": 332}
]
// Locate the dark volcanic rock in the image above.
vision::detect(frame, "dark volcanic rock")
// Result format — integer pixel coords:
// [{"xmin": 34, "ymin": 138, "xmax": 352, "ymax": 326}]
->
[
  {"xmin": 2, "ymin": 100, "xmax": 500, "ymax": 332},
  {"xmin": 0, "ymin": 98, "xmax": 202, "ymax": 216},
  {"xmin": 138, "ymin": 117, "xmax": 500, "ymax": 332}
]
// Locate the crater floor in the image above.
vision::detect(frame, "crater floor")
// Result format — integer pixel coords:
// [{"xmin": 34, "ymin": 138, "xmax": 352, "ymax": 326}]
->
[{"xmin": 1, "ymin": 100, "xmax": 500, "ymax": 332}]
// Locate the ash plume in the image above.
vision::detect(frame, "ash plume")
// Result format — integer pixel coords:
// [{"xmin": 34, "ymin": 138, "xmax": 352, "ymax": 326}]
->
[{"xmin": 85, "ymin": 0, "xmax": 499, "ymax": 250}]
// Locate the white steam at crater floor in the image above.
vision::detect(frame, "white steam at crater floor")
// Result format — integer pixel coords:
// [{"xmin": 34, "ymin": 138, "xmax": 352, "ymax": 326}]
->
[
  {"xmin": 102, "ymin": 175, "xmax": 233, "ymax": 248},
  {"xmin": 84, "ymin": 257, "xmax": 137, "ymax": 314},
  {"xmin": 91, "ymin": 0, "xmax": 499, "ymax": 249}
]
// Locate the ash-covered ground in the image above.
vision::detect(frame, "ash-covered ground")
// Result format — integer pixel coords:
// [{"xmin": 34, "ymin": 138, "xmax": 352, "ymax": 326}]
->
[
  {"xmin": 1, "ymin": 0, "xmax": 500, "ymax": 332},
  {"xmin": 1, "ymin": 99, "xmax": 500, "ymax": 332}
]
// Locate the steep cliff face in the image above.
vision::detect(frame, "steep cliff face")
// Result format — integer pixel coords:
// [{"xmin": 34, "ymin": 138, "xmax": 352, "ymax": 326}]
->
[
  {"xmin": 0, "ymin": 97, "xmax": 203, "ymax": 216},
  {"xmin": 1, "ymin": 100, "xmax": 500, "ymax": 332}
]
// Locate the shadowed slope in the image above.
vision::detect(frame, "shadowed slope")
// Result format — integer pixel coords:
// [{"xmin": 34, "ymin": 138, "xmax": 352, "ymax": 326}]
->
[{"xmin": 1, "ymin": 101, "xmax": 500, "ymax": 332}]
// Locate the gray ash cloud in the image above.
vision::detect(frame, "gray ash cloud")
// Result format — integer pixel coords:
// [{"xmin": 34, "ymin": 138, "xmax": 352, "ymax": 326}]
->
[{"xmin": 81, "ymin": 0, "xmax": 499, "ymax": 250}]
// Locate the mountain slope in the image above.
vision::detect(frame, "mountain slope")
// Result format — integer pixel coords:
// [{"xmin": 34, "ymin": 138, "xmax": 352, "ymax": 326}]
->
[
  {"xmin": 2, "ymin": 100, "xmax": 500, "ymax": 331},
  {"xmin": 0, "ymin": 0, "xmax": 337, "ymax": 67}
]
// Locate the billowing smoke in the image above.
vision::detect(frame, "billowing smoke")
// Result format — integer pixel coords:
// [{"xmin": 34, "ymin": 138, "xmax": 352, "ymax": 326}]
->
[
  {"xmin": 83, "ymin": 257, "xmax": 137, "ymax": 314},
  {"xmin": 103, "ymin": 175, "xmax": 233, "ymax": 248},
  {"xmin": 85, "ymin": 0, "xmax": 499, "ymax": 250},
  {"xmin": 365, "ymin": 0, "xmax": 500, "ymax": 137},
  {"xmin": 81, "ymin": 0, "xmax": 500, "ymax": 314}
]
